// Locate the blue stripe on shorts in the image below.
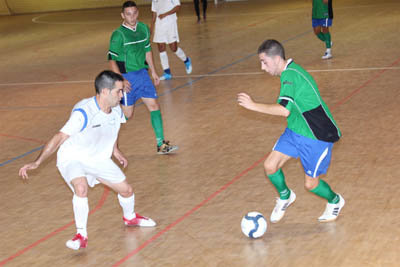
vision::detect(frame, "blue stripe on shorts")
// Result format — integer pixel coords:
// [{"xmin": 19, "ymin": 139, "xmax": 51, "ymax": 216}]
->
[
  {"xmin": 312, "ymin": 18, "xmax": 332, "ymax": 28},
  {"xmin": 121, "ymin": 69, "xmax": 158, "ymax": 106},
  {"xmin": 273, "ymin": 128, "xmax": 334, "ymax": 177}
]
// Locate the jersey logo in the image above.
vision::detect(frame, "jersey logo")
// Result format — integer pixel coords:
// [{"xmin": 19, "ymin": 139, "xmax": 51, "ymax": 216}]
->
[
  {"xmin": 92, "ymin": 124, "xmax": 101, "ymax": 128},
  {"xmin": 283, "ymin": 81, "xmax": 293, "ymax": 85}
]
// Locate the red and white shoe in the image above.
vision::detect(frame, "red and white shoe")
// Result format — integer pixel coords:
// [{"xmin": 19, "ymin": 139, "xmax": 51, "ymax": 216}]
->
[
  {"xmin": 123, "ymin": 213, "xmax": 156, "ymax": 227},
  {"xmin": 66, "ymin": 233, "xmax": 88, "ymax": 250}
]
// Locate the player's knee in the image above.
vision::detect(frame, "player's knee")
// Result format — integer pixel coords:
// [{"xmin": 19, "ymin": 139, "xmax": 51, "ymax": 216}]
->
[
  {"xmin": 119, "ymin": 184, "xmax": 133, "ymax": 198},
  {"xmin": 74, "ymin": 183, "xmax": 88, "ymax": 197},
  {"xmin": 264, "ymin": 160, "xmax": 278, "ymax": 175},
  {"xmin": 304, "ymin": 178, "xmax": 319, "ymax": 191}
]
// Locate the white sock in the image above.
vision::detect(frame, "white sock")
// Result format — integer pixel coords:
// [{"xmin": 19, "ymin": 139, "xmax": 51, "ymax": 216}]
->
[
  {"xmin": 175, "ymin": 47, "xmax": 187, "ymax": 62},
  {"xmin": 118, "ymin": 194, "xmax": 135, "ymax": 220},
  {"xmin": 159, "ymin": 51, "xmax": 169, "ymax": 71},
  {"xmin": 72, "ymin": 195, "xmax": 89, "ymax": 238},
  {"xmin": 326, "ymin": 48, "xmax": 331, "ymax": 53}
]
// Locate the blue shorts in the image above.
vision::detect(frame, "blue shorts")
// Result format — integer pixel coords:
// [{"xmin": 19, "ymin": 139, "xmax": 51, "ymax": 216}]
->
[
  {"xmin": 312, "ymin": 18, "xmax": 332, "ymax": 28},
  {"xmin": 273, "ymin": 128, "xmax": 334, "ymax": 178},
  {"xmin": 121, "ymin": 69, "xmax": 158, "ymax": 106}
]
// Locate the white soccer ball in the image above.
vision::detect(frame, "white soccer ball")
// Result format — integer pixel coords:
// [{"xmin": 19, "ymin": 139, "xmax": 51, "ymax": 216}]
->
[{"xmin": 241, "ymin": 212, "xmax": 267, "ymax": 238}]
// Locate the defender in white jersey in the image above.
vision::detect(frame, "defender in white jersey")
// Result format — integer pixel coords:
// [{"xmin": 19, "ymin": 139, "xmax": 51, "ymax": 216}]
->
[
  {"xmin": 151, "ymin": 0, "xmax": 192, "ymax": 80},
  {"xmin": 19, "ymin": 71, "xmax": 156, "ymax": 251}
]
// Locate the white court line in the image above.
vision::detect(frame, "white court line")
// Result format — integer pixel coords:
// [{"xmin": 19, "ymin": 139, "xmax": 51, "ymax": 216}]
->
[
  {"xmin": 31, "ymin": 3, "xmax": 400, "ymax": 25},
  {"xmin": 1, "ymin": 67, "xmax": 399, "ymax": 87}
]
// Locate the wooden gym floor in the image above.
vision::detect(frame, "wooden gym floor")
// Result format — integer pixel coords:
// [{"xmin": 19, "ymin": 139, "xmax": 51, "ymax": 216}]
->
[{"xmin": 1, "ymin": 0, "xmax": 400, "ymax": 266}]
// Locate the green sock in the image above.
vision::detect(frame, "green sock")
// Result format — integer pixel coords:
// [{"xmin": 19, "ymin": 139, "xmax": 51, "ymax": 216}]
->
[
  {"xmin": 323, "ymin": 32, "xmax": 332, "ymax": 48},
  {"xmin": 150, "ymin": 110, "xmax": 164, "ymax": 146},
  {"xmin": 317, "ymin": 32, "xmax": 325, "ymax": 42},
  {"xmin": 310, "ymin": 179, "xmax": 339, "ymax": 204},
  {"xmin": 267, "ymin": 169, "xmax": 290, "ymax": 200}
]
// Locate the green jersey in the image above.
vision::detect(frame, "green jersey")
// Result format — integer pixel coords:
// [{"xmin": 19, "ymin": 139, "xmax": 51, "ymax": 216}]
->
[
  {"xmin": 278, "ymin": 60, "xmax": 341, "ymax": 142},
  {"xmin": 312, "ymin": 0, "xmax": 333, "ymax": 19},
  {"xmin": 108, "ymin": 22, "xmax": 151, "ymax": 73}
]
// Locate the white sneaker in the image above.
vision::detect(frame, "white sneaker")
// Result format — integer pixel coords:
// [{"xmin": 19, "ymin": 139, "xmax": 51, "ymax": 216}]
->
[
  {"xmin": 322, "ymin": 51, "xmax": 332, "ymax": 60},
  {"xmin": 123, "ymin": 213, "xmax": 156, "ymax": 227},
  {"xmin": 66, "ymin": 233, "xmax": 88, "ymax": 250},
  {"xmin": 270, "ymin": 190, "xmax": 296, "ymax": 223},
  {"xmin": 318, "ymin": 194, "xmax": 345, "ymax": 222}
]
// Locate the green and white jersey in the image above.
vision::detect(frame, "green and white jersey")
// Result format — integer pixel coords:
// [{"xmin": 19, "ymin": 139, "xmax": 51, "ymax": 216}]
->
[
  {"xmin": 312, "ymin": 0, "xmax": 333, "ymax": 19},
  {"xmin": 278, "ymin": 59, "xmax": 341, "ymax": 142},
  {"xmin": 108, "ymin": 22, "xmax": 151, "ymax": 73}
]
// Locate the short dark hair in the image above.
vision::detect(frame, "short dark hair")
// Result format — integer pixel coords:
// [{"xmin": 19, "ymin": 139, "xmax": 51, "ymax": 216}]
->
[
  {"xmin": 94, "ymin": 70, "xmax": 124, "ymax": 94},
  {"xmin": 257, "ymin": 39, "xmax": 285, "ymax": 59},
  {"xmin": 122, "ymin": 1, "xmax": 137, "ymax": 12}
]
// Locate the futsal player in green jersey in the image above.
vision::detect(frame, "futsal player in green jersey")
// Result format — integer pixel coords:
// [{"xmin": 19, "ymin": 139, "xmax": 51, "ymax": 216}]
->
[
  {"xmin": 108, "ymin": 1, "xmax": 178, "ymax": 154},
  {"xmin": 312, "ymin": 0, "xmax": 333, "ymax": 59},
  {"xmin": 237, "ymin": 39, "xmax": 345, "ymax": 223}
]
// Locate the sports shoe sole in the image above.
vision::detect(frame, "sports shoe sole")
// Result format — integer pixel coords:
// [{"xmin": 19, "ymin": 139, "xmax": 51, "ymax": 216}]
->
[{"xmin": 157, "ymin": 145, "xmax": 179, "ymax": 155}]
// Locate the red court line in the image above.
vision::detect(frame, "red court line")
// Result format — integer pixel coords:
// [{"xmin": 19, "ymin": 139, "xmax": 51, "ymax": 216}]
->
[
  {"xmin": 0, "ymin": 133, "xmax": 45, "ymax": 144},
  {"xmin": 112, "ymin": 56, "xmax": 400, "ymax": 266},
  {"xmin": 0, "ymin": 187, "xmax": 110, "ymax": 266},
  {"xmin": 112, "ymin": 155, "xmax": 269, "ymax": 267}
]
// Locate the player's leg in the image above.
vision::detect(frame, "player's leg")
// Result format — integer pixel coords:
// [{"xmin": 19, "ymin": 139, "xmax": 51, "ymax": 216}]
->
[
  {"xmin": 202, "ymin": 0, "xmax": 207, "ymax": 21},
  {"xmin": 194, "ymin": 0, "xmax": 201, "ymax": 23},
  {"xmin": 306, "ymin": 174, "xmax": 345, "ymax": 222},
  {"xmin": 158, "ymin": 43, "xmax": 172, "ymax": 81},
  {"xmin": 169, "ymin": 41, "xmax": 192, "ymax": 74},
  {"xmin": 299, "ymin": 138, "xmax": 344, "ymax": 222},
  {"xmin": 313, "ymin": 25, "xmax": 325, "ymax": 42},
  {"xmin": 120, "ymin": 72, "xmax": 141, "ymax": 119},
  {"xmin": 265, "ymin": 150, "xmax": 296, "ymax": 223},
  {"xmin": 66, "ymin": 177, "xmax": 90, "ymax": 250},
  {"xmin": 321, "ymin": 19, "xmax": 333, "ymax": 59},
  {"xmin": 141, "ymin": 97, "xmax": 178, "ymax": 154},
  {"xmin": 97, "ymin": 178, "xmax": 156, "ymax": 227}
]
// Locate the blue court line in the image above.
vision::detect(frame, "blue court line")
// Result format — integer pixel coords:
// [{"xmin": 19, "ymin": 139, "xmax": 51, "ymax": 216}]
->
[
  {"xmin": 0, "ymin": 146, "xmax": 44, "ymax": 167},
  {"xmin": 1, "ymin": 30, "xmax": 311, "ymax": 167}
]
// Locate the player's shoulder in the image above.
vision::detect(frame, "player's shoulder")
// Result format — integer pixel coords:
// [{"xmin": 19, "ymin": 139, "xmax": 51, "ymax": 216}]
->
[
  {"xmin": 137, "ymin": 21, "xmax": 150, "ymax": 30},
  {"xmin": 72, "ymin": 97, "xmax": 98, "ymax": 114}
]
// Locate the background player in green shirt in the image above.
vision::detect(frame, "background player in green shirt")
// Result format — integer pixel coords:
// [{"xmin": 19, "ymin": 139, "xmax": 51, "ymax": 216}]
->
[
  {"xmin": 312, "ymin": 0, "xmax": 333, "ymax": 59},
  {"xmin": 108, "ymin": 1, "xmax": 178, "ymax": 154},
  {"xmin": 237, "ymin": 39, "xmax": 345, "ymax": 223}
]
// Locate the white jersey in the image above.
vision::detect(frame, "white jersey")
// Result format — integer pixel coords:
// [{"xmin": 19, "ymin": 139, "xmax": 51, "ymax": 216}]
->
[
  {"xmin": 152, "ymin": 0, "xmax": 180, "ymax": 24},
  {"xmin": 57, "ymin": 96, "xmax": 126, "ymax": 165}
]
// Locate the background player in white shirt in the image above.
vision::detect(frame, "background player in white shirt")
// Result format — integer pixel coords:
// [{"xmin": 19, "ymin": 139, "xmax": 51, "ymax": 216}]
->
[
  {"xmin": 151, "ymin": 0, "xmax": 192, "ymax": 80},
  {"xmin": 19, "ymin": 70, "xmax": 156, "ymax": 251}
]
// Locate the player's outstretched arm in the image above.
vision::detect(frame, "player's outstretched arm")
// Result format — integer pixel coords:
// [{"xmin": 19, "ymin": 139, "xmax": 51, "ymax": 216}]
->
[
  {"xmin": 113, "ymin": 140, "xmax": 128, "ymax": 168},
  {"xmin": 18, "ymin": 132, "xmax": 69, "ymax": 180},
  {"xmin": 237, "ymin": 92, "xmax": 290, "ymax": 117}
]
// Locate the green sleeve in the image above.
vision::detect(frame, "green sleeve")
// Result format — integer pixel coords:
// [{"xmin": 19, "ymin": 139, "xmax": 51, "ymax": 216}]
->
[
  {"xmin": 277, "ymin": 73, "xmax": 295, "ymax": 112},
  {"xmin": 144, "ymin": 24, "xmax": 152, "ymax": 53},
  {"xmin": 108, "ymin": 30, "xmax": 124, "ymax": 61}
]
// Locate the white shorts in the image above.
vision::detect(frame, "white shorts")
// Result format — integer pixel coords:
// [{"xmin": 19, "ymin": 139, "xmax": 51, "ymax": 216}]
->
[
  {"xmin": 57, "ymin": 159, "xmax": 126, "ymax": 192},
  {"xmin": 153, "ymin": 19, "xmax": 180, "ymax": 44}
]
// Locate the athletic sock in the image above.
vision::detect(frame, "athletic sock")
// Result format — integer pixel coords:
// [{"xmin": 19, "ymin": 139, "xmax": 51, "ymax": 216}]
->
[
  {"xmin": 310, "ymin": 179, "xmax": 339, "ymax": 204},
  {"xmin": 150, "ymin": 110, "xmax": 164, "ymax": 146},
  {"xmin": 118, "ymin": 194, "xmax": 135, "ymax": 220},
  {"xmin": 267, "ymin": 169, "xmax": 291, "ymax": 200},
  {"xmin": 72, "ymin": 195, "xmax": 89, "ymax": 238},
  {"xmin": 159, "ymin": 51, "xmax": 170, "ymax": 71},
  {"xmin": 317, "ymin": 32, "xmax": 326, "ymax": 42},
  {"xmin": 175, "ymin": 47, "xmax": 187, "ymax": 62},
  {"xmin": 323, "ymin": 32, "xmax": 332, "ymax": 48}
]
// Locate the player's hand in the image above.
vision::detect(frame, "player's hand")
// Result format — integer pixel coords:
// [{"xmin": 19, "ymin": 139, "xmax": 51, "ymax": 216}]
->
[
  {"xmin": 123, "ymin": 79, "xmax": 132, "ymax": 93},
  {"xmin": 158, "ymin": 13, "xmax": 167, "ymax": 20},
  {"xmin": 152, "ymin": 72, "xmax": 160, "ymax": 86},
  {"xmin": 19, "ymin": 162, "xmax": 39, "ymax": 180},
  {"xmin": 237, "ymin": 92, "xmax": 256, "ymax": 110}
]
